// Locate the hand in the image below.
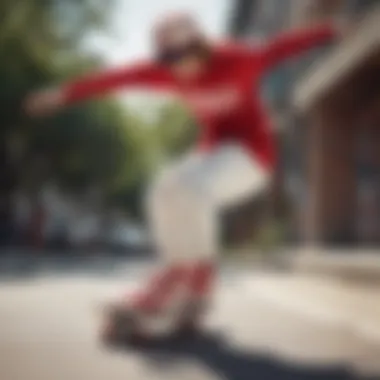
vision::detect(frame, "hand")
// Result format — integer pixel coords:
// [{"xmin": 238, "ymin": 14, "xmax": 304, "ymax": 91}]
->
[
  {"xmin": 334, "ymin": 16, "xmax": 356, "ymax": 38},
  {"xmin": 24, "ymin": 88, "xmax": 64, "ymax": 117}
]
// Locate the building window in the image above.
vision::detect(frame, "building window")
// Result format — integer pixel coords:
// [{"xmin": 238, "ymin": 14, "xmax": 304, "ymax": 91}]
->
[
  {"xmin": 251, "ymin": 0, "xmax": 292, "ymax": 37},
  {"xmin": 348, "ymin": 0, "xmax": 380, "ymax": 14}
]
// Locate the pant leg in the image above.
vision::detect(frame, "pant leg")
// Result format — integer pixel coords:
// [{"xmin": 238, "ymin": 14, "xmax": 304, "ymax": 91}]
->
[
  {"xmin": 136, "ymin": 145, "xmax": 269, "ymax": 313},
  {"xmin": 146, "ymin": 144, "xmax": 271, "ymax": 263}
]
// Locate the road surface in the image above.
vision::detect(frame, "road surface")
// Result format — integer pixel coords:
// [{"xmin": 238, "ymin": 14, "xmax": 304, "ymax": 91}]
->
[{"xmin": 0, "ymin": 257, "xmax": 377, "ymax": 380}]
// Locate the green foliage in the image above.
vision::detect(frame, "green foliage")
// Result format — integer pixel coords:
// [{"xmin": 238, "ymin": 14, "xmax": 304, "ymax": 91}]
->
[
  {"xmin": 154, "ymin": 102, "xmax": 197, "ymax": 158},
  {"xmin": 0, "ymin": 0, "xmax": 116, "ymax": 190},
  {"xmin": 0, "ymin": 0, "xmax": 195, "ymax": 218},
  {"xmin": 104, "ymin": 101, "xmax": 196, "ymax": 218},
  {"xmin": 137, "ymin": 101, "xmax": 197, "ymax": 172}
]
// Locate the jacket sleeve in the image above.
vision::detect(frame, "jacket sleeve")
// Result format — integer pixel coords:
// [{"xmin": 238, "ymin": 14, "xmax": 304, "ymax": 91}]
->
[
  {"xmin": 61, "ymin": 62, "xmax": 173, "ymax": 105},
  {"xmin": 258, "ymin": 24, "xmax": 337, "ymax": 73}
]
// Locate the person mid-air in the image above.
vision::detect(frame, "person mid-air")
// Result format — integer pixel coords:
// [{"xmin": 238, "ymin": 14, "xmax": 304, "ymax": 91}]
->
[{"xmin": 25, "ymin": 12, "xmax": 341, "ymax": 341}]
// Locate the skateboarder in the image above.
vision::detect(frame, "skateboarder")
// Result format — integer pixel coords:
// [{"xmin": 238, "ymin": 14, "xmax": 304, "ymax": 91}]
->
[{"xmin": 25, "ymin": 11, "xmax": 341, "ymax": 340}]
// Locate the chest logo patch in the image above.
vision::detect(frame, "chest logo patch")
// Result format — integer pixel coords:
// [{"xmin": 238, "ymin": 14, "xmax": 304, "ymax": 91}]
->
[{"xmin": 185, "ymin": 87, "xmax": 241, "ymax": 117}]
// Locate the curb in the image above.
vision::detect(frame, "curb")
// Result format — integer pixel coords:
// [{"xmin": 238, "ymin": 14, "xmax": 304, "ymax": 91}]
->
[{"xmin": 292, "ymin": 251, "xmax": 380, "ymax": 281}]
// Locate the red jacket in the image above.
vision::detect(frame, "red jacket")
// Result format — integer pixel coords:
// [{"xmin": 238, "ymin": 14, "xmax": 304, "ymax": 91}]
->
[{"xmin": 61, "ymin": 25, "xmax": 336, "ymax": 169}]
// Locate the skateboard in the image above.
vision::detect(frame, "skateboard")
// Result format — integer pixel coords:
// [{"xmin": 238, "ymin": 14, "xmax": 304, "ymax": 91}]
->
[{"xmin": 99, "ymin": 299, "xmax": 206, "ymax": 346}]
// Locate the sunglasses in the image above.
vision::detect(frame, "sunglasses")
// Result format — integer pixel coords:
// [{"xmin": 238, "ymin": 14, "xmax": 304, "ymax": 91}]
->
[{"xmin": 157, "ymin": 41, "xmax": 209, "ymax": 65}]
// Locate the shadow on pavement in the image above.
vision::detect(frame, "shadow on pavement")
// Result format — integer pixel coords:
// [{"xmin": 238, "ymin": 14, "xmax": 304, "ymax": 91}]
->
[{"xmin": 118, "ymin": 332, "xmax": 362, "ymax": 380}]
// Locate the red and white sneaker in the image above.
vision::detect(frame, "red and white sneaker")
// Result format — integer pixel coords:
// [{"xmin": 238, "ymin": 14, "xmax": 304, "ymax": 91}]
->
[
  {"xmin": 99, "ymin": 262, "xmax": 215, "ymax": 343},
  {"xmin": 99, "ymin": 299, "xmax": 148, "ymax": 345}
]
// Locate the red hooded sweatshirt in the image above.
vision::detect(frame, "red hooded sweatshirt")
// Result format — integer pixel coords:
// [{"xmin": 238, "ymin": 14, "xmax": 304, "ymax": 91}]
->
[{"xmin": 61, "ymin": 25, "xmax": 336, "ymax": 169}]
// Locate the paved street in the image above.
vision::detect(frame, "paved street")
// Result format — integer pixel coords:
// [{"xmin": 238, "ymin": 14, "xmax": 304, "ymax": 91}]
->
[{"xmin": 0, "ymin": 257, "xmax": 378, "ymax": 380}]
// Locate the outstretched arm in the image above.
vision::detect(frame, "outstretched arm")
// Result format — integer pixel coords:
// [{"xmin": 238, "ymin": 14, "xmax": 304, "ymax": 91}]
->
[
  {"xmin": 258, "ymin": 24, "xmax": 338, "ymax": 73},
  {"xmin": 25, "ymin": 62, "xmax": 172, "ymax": 116},
  {"xmin": 63, "ymin": 62, "xmax": 171, "ymax": 104}
]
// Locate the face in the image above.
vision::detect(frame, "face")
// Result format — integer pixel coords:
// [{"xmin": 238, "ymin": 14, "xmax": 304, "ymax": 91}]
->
[
  {"xmin": 171, "ymin": 55, "xmax": 204, "ymax": 79},
  {"xmin": 163, "ymin": 44, "xmax": 208, "ymax": 80},
  {"xmin": 153, "ymin": 13, "xmax": 209, "ymax": 79}
]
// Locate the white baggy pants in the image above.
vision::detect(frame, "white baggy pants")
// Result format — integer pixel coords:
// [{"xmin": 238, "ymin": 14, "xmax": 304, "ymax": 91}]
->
[{"xmin": 146, "ymin": 144, "xmax": 271, "ymax": 263}]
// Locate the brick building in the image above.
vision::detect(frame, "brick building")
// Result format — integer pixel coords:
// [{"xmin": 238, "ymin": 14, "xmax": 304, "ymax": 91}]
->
[
  {"xmin": 229, "ymin": 0, "xmax": 380, "ymax": 246},
  {"xmin": 295, "ymin": 4, "xmax": 380, "ymax": 245}
]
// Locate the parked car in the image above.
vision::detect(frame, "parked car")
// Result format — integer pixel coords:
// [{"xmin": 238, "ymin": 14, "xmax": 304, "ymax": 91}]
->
[{"xmin": 101, "ymin": 223, "xmax": 152, "ymax": 254}]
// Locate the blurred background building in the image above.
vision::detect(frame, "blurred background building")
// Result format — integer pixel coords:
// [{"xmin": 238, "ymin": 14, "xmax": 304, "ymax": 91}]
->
[
  {"xmin": 0, "ymin": 0, "xmax": 379, "ymax": 253},
  {"xmin": 229, "ymin": 0, "xmax": 380, "ymax": 247}
]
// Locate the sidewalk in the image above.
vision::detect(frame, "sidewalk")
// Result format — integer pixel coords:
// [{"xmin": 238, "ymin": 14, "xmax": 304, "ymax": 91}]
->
[
  {"xmin": 243, "ymin": 273, "xmax": 380, "ymax": 376},
  {"xmin": 291, "ymin": 249, "xmax": 380, "ymax": 280}
]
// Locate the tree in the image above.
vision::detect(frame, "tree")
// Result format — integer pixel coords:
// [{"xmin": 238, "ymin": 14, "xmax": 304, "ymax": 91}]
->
[
  {"xmin": 0, "ymin": 0, "xmax": 117, "ymax": 242},
  {"xmin": 0, "ymin": 0, "xmax": 198, "ymax": 226},
  {"xmin": 104, "ymin": 100, "xmax": 197, "ymax": 219}
]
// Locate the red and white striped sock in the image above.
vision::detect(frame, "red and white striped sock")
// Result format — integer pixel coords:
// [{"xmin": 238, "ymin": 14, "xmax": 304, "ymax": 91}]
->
[
  {"xmin": 125, "ymin": 261, "xmax": 215, "ymax": 316},
  {"xmin": 129, "ymin": 264, "xmax": 188, "ymax": 313},
  {"xmin": 188, "ymin": 262, "xmax": 215, "ymax": 304}
]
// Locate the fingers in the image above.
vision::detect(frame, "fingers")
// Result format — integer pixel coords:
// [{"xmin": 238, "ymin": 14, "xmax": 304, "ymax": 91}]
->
[{"xmin": 24, "ymin": 88, "xmax": 64, "ymax": 117}]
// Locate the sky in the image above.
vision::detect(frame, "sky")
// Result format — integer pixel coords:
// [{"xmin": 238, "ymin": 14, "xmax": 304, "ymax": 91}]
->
[
  {"xmin": 82, "ymin": 0, "xmax": 232, "ymax": 115},
  {"xmin": 86, "ymin": 0, "xmax": 232, "ymax": 66}
]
